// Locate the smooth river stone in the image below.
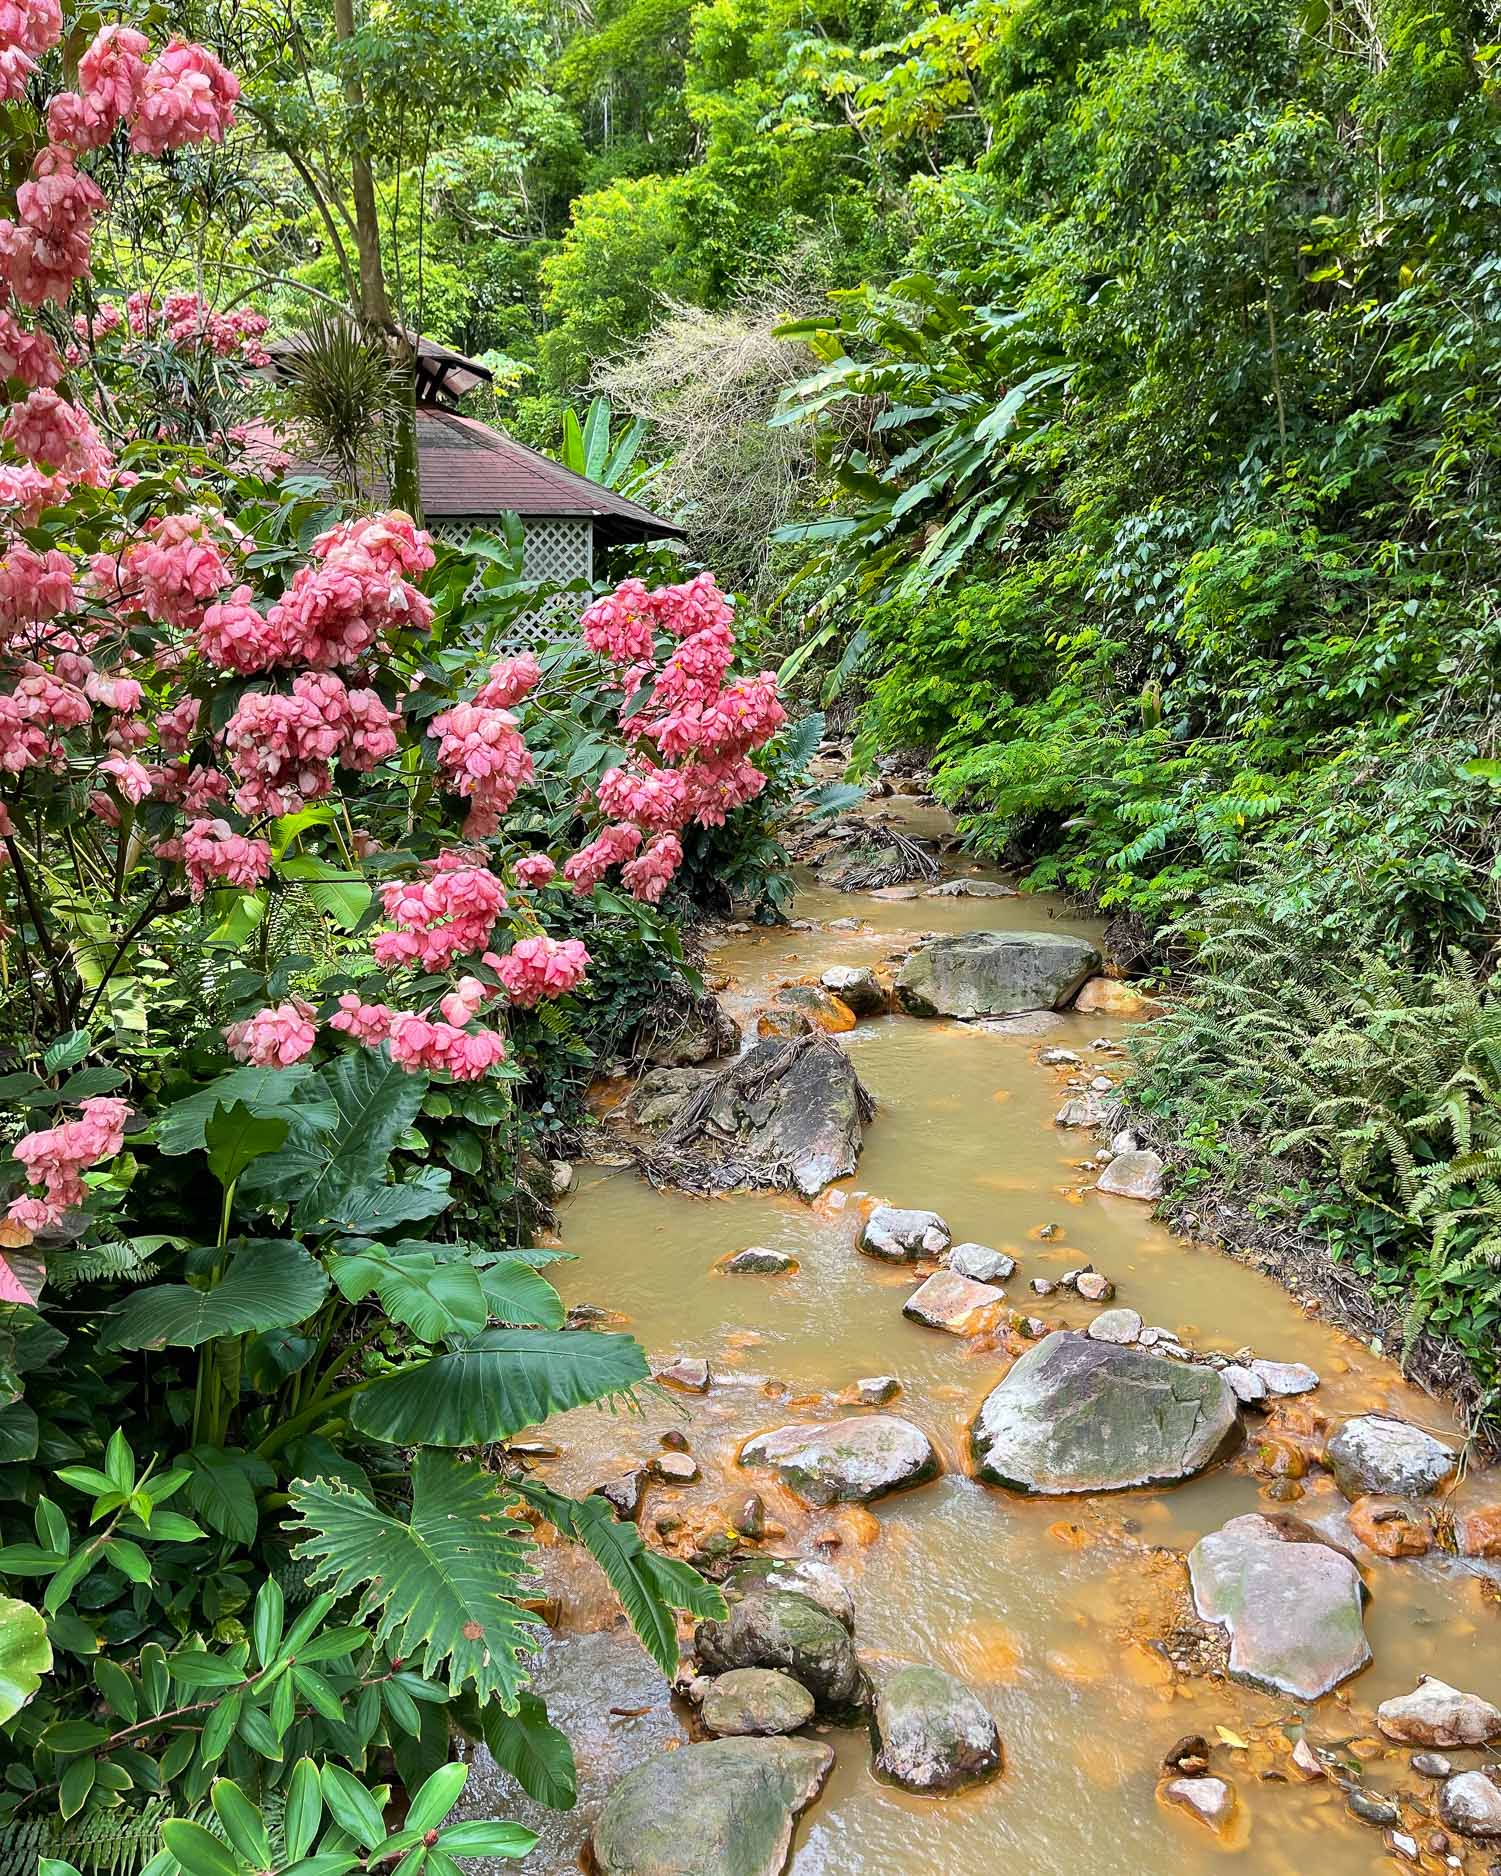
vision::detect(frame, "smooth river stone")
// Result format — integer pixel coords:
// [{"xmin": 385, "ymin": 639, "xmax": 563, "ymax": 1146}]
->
[
  {"xmin": 590, "ymin": 1736, "xmax": 834, "ymax": 1876},
  {"xmin": 722, "ymin": 1557, "xmax": 855, "ymax": 1631},
  {"xmin": 701, "ymin": 1668, "xmax": 816, "ymax": 1738},
  {"xmin": 1440, "ymin": 1771, "xmax": 1501, "ymax": 1839},
  {"xmin": 1377, "ymin": 1678, "xmax": 1501, "ymax": 1747},
  {"xmin": 971, "ymin": 1331, "xmax": 1238, "ymax": 1494},
  {"xmin": 870, "ymin": 1665, "xmax": 1002, "ymax": 1793},
  {"xmin": 1189, "ymin": 1512, "xmax": 1370, "ymax": 1699},
  {"xmin": 1325, "ymin": 1414, "xmax": 1458, "ymax": 1500},
  {"xmin": 740, "ymin": 1414, "xmax": 939, "ymax": 1507},
  {"xmin": 947, "ymin": 1242, "xmax": 1017, "ymax": 1284},
  {"xmin": 695, "ymin": 1591, "xmax": 863, "ymax": 1713},
  {"xmin": 896, "ymin": 930, "xmax": 1101, "ymax": 1018},
  {"xmin": 859, "ymin": 1206, "xmax": 951, "ymax": 1261},
  {"xmin": 902, "ymin": 1268, "xmax": 1008, "ymax": 1335}
]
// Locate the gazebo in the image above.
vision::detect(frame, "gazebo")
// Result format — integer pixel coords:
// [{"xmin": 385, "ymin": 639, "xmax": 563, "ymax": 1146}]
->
[{"xmin": 256, "ymin": 335, "xmax": 682, "ymax": 637}]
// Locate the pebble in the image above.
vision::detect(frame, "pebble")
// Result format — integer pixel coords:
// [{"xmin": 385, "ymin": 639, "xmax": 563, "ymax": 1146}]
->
[
  {"xmin": 1039, "ymin": 1047, "xmax": 1082, "ymax": 1067},
  {"xmin": 1387, "ymin": 1831, "xmax": 1420, "ymax": 1862},
  {"xmin": 1414, "ymin": 1754, "xmax": 1455, "ymax": 1779},
  {"xmin": 1109, "ymin": 1127, "xmax": 1140, "ymax": 1156},
  {"xmin": 1349, "ymin": 1788, "xmax": 1401, "ymax": 1827},
  {"xmin": 1030, "ymin": 1277, "xmax": 1058, "ymax": 1297},
  {"xmin": 1290, "ymin": 1738, "xmax": 1324, "ymax": 1780},
  {"xmin": 1090, "ymin": 1075, "xmax": 1114, "ymax": 1093},
  {"xmin": 733, "ymin": 1495, "xmax": 766, "ymax": 1538},
  {"xmin": 661, "ymin": 1428, "xmax": 690, "ymax": 1453},
  {"xmin": 854, "ymin": 1375, "xmax": 901, "ymax": 1405},
  {"xmin": 1075, "ymin": 1272, "xmax": 1115, "ymax": 1302},
  {"xmin": 593, "ymin": 1469, "xmax": 647, "ymax": 1519},
  {"xmin": 948, "ymin": 1243, "xmax": 1017, "ymax": 1284},
  {"xmin": 1038, "ymin": 1223, "xmax": 1061, "ymax": 1239},
  {"xmin": 1086, "ymin": 1307, "xmax": 1143, "ymax": 1344},
  {"xmin": 653, "ymin": 1453, "xmax": 699, "ymax": 1484},
  {"xmin": 1162, "ymin": 1775, "xmax": 1235, "ymax": 1831},
  {"xmin": 657, "ymin": 1356, "xmax": 711, "ymax": 1392}
]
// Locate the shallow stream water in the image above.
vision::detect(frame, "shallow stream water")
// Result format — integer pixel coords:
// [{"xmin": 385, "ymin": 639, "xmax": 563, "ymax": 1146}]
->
[{"xmin": 483, "ymin": 850, "xmax": 1501, "ymax": 1875}]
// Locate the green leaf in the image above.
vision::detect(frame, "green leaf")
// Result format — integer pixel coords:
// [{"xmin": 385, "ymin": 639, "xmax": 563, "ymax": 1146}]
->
[
  {"xmin": 244, "ymin": 1330, "xmax": 318, "ymax": 1390},
  {"xmin": 307, "ymin": 1167, "xmax": 452, "ymax": 1233},
  {"xmin": 433, "ymin": 1820, "xmax": 538, "ymax": 1858},
  {"xmin": 205, "ymin": 1102, "xmax": 290, "ymax": 1191},
  {"xmin": 405, "ymin": 1762, "xmax": 467, "ymax": 1834},
  {"xmin": 319, "ymin": 1764, "xmax": 386, "ymax": 1849},
  {"xmin": 104, "ymin": 1538, "xmax": 151, "ymax": 1583},
  {"xmin": 93, "ymin": 1657, "xmax": 137, "ymax": 1723},
  {"xmin": 212, "ymin": 1779, "xmax": 271, "ymax": 1868},
  {"xmin": 0, "ymin": 1594, "xmax": 51, "ymax": 1723},
  {"xmin": 278, "ymin": 855, "xmax": 372, "ymax": 930},
  {"xmin": 516, "ymin": 1482, "xmax": 725, "ymax": 1677},
  {"xmin": 252, "ymin": 1577, "xmax": 284, "ymax": 1668},
  {"xmin": 329, "ymin": 1248, "xmax": 488, "ymax": 1343},
  {"xmin": 288, "ymin": 1451, "xmax": 542, "ymax": 1707},
  {"xmin": 285, "ymin": 1757, "xmax": 323, "ymax": 1860},
  {"xmin": 0, "ymin": 1401, "xmax": 39, "ymax": 1462},
  {"xmin": 473, "ymin": 1256, "xmax": 564, "ymax": 1329},
  {"xmin": 350, "ymin": 1329, "xmax": 648, "ymax": 1446},
  {"xmin": 99, "ymin": 1241, "xmax": 328, "ymax": 1351},
  {"xmin": 162, "ymin": 1820, "xmax": 241, "ymax": 1876},
  {"xmin": 480, "ymin": 1692, "xmax": 577, "ymax": 1810},
  {"xmin": 58, "ymin": 1754, "xmax": 95, "ymax": 1821},
  {"xmin": 168, "ymin": 1650, "xmax": 249, "ymax": 1690},
  {"xmin": 184, "ymin": 1450, "xmax": 264, "ymax": 1546},
  {"xmin": 43, "ymin": 1031, "xmax": 92, "ymax": 1075},
  {"xmin": 155, "ymin": 1065, "xmax": 334, "ymax": 1156}
]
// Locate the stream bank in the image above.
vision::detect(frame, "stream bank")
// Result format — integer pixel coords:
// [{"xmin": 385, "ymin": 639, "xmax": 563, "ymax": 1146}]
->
[{"xmin": 463, "ymin": 791, "xmax": 1501, "ymax": 1876}]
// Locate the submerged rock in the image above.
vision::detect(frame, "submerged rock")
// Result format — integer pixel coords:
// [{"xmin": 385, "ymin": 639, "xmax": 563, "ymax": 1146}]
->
[
  {"xmin": 701, "ymin": 1668, "xmax": 816, "ymax": 1738},
  {"xmin": 757, "ymin": 984, "xmax": 857, "ymax": 1037},
  {"xmin": 1349, "ymin": 1494, "xmax": 1432, "ymax": 1557},
  {"xmin": 740, "ymin": 1415, "xmax": 939, "ymax": 1507},
  {"xmin": 859, "ymin": 1205, "xmax": 951, "ymax": 1261},
  {"xmin": 925, "ymin": 877, "xmax": 1017, "ymax": 898},
  {"xmin": 1161, "ymin": 1776, "xmax": 1236, "ymax": 1833},
  {"xmin": 1074, "ymin": 976, "xmax": 1163, "ymax": 1018},
  {"xmin": 896, "ymin": 930, "xmax": 1101, "ymax": 1019},
  {"xmin": 1095, "ymin": 1149, "xmax": 1166, "ymax": 1201},
  {"xmin": 1439, "ymin": 1771, "xmax": 1501, "ymax": 1839},
  {"xmin": 947, "ymin": 1242, "xmax": 1017, "ymax": 1284},
  {"xmin": 720, "ymin": 1247, "xmax": 800, "ymax": 1276},
  {"xmin": 1189, "ymin": 1512, "xmax": 1370, "ymax": 1699},
  {"xmin": 657, "ymin": 1355, "xmax": 711, "ymax": 1392},
  {"xmin": 972, "ymin": 1331, "xmax": 1238, "ymax": 1493},
  {"xmin": 850, "ymin": 1374, "xmax": 901, "ymax": 1407},
  {"xmin": 591, "ymin": 1736, "xmax": 834, "ymax": 1876},
  {"xmin": 1377, "ymin": 1678, "xmax": 1501, "ymax": 1748},
  {"xmin": 723, "ymin": 1557, "xmax": 855, "ymax": 1631},
  {"xmin": 1325, "ymin": 1415, "xmax": 1457, "ymax": 1500},
  {"xmin": 820, "ymin": 964, "xmax": 888, "ymax": 1017},
  {"xmin": 902, "ymin": 1268, "xmax": 1008, "ymax": 1336},
  {"xmin": 870, "ymin": 1666, "xmax": 1002, "ymax": 1794},
  {"xmin": 649, "ymin": 1032, "xmax": 876, "ymax": 1199},
  {"xmin": 696, "ymin": 1591, "xmax": 863, "ymax": 1712}
]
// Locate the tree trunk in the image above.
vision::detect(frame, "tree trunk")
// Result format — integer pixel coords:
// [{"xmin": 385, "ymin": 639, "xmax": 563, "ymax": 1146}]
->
[{"xmin": 331, "ymin": 0, "xmax": 424, "ymax": 522}]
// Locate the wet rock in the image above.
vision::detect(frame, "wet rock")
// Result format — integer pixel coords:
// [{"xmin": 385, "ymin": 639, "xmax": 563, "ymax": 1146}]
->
[
  {"xmin": 721, "ymin": 1247, "xmax": 800, "ymax": 1276},
  {"xmin": 723, "ymin": 1557, "xmax": 855, "ymax": 1631},
  {"xmin": 1188, "ymin": 1512, "xmax": 1370, "ymax": 1699},
  {"xmin": 1349, "ymin": 1494, "xmax": 1432, "ymax": 1558},
  {"xmin": 1222, "ymin": 1364, "xmax": 1269, "ymax": 1406},
  {"xmin": 591, "ymin": 1736, "xmax": 835, "ymax": 1876},
  {"xmin": 1162, "ymin": 1776, "xmax": 1236, "ymax": 1832},
  {"xmin": 1019, "ymin": 1316, "xmax": 1048, "ymax": 1338},
  {"xmin": 972, "ymin": 1330, "xmax": 1238, "ymax": 1494},
  {"xmin": 629, "ymin": 1066, "xmax": 716, "ymax": 1130},
  {"xmin": 734, "ymin": 1495, "xmax": 767, "ymax": 1539},
  {"xmin": 550, "ymin": 1159, "xmax": 573, "ymax": 1195},
  {"xmin": 860, "ymin": 1206, "xmax": 951, "ymax": 1262},
  {"xmin": 1455, "ymin": 1502, "xmax": 1501, "ymax": 1557},
  {"xmin": 1095, "ymin": 1150, "xmax": 1166, "ymax": 1201},
  {"xmin": 658, "ymin": 1356, "xmax": 711, "ymax": 1392},
  {"xmin": 1039, "ymin": 1047, "xmax": 1082, "ymax": 1067},
  {"xmin": 1290, "ymin": 1738, "xmax": 1324, "ymax": 1780},
  {"xmin": 661, "ymin": 1429, "xmax": 691, "ymax": 1452},
  {"xmin": 594, "ymin": 1469, "xmax": 649, "ymax": 1520},
  {"xmin": 1085, "ymin": 1307, "xmax": 1142, "ymax": 1344},
  {"xmin": 947, "ymin": 1243, "xmax": 1017, "ymax": 1284},
  {"xmin": 701, "ymin": 1668, "xmax": 816, "ymax": 1738},
  {"xmin": 1029, "ymin": 1277, "xmax": 1058, "ymax": 1297},
  {"xmin": 820, "ymin": 965, "xmax": 887, "ymax": 1017},
  {"xmin": 696, "ymin": 1591, "xmax": 864, "ymax": 1713},
  {"xmin": 651, "ymin": 1032, "xmax": 876, "ymax": 1199},
  {"xmin": 1075, "ymin": 1271, "xmax": 1115, "ymax": 1302},
  {"xmin": 826, "ymin": 916, "xmax": 865, "ymax": 933},
  {"xmin": 757, "ymin": 984, "xmax": 857, "ymax": 1038},
  {"xmin": 1377, "ymin": 1679, "xmax": 1501, "ymax": 1748},
  {"xmin": 1412, "ymin": 1753, "xmax": 1455, "ymax": 1779},
  {"xmin": 925, "ymin": 877, "xmax": 1017, "ymax": 898},
  {"xmin": 1109, "ymin": 1128, "xmax": 1140, "ymax": 1156},
  {"xmin": 1055, "ymin": 1094, "xmax": 1109, "ymax": 1128},
  {"xmin": 1347, "ymin": 1788, "xmax": 1400, "ymax": 1827},
  {"xmin": 870, "ymin": 1666, "xmax": 1002, "ymax": 1794},
  {"xmin": 1326, "ymin": 1415, "xmax": 1457, "ymax": 1501},
  {"xmin": 1074, "ymin": 976, "xmax": 1163, "ymax": 1017},
  {"xmin": 1249, "ymin": 1359, "xmax": 1320, "ymax": 1397},
  {"xmin": 852, "ymin": 1374, "xmax": 900, "ymax": 1407},
  {"xmin": 896, "ymin": 930, "xmax": 1101, "ymax": 1019},
  {"xmin": 1440, "ymin": 1772, "xmax": 1501, "ymax": 1839},
  {"xmin": 973, "ymin": 1011, "xmax": 1067, "ymax": 1036},
  {"xmin": 1089, "ymin": 1075, "xmax": 1115, "ymax": 1093},
  {"xmin": 1387, "ymin": 1831, "xmax": 1420, "ymax": 1862},
  {"xmin": 902, "ymin": 1269, "xmax": 1009, "ymax": 1336},
  {"xmin": 633, "ymin": 993, "xmax": 742, "ymax": 1068},
  {"xmin": 867, "ymin": 884, "xmax": 920, "ymax": 902},
  {"xmin": 653, "ymin": 1452, "xmax": 699, "ymax": 1484},
  {"xmin": 1163, "ymin": 1735, "xmax": 1210, "ymax": 1776},
  {"xmin": 740, "ymin": 1415, "xmax": 939, "ymax": 1507}
]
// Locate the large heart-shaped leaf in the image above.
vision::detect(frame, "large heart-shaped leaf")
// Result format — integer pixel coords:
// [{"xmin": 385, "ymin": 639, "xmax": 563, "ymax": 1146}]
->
[
  {"xmin": 289, "ymin": 1451, "xmax": 542, "ymax": 1707},
  {"xmin": 100, "ymin": 1240, "xmax": 328, "ymax": 1350},
  {"xmin": 350, "ymin": 1328, "xmax": 648, "ymax": 1446},
  {"xmin": 205, "ymin": 1102, "xmax": 290, "ymax": 1190},
  {"xmin": 0, "ymin": 1593, "xmax": 52, "ymax": 1723},
  {"xmin": 156, "ymin": 1065, "xmax": 334, "ymax": 1156},
  {"xmin": 330, "ymin": 1248, "xmax": 489, "ymax": 1342},
  {"xmin": 473, "ymin": 1256, "xmax": 564, "ymax": 1329}
]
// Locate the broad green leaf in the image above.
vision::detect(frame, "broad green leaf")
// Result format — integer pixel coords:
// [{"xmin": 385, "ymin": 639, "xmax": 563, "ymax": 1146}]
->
[
  {"xmin": 156, "ymin": 1066, "xmax": 334, "ymax": 1156},
  {"xmin": 517, "ymin": 1481, "xmax": 725, "ymax": 1677},
  {"xmin": 245, "ymin": 1329, "xmax": 318, "ymax": 1389},
  {"xmin": 289, "ymin": 1451, "xmax": 542, "ymax": 1707},
  {"xmin": 473, "ymin": 1256, "xmax": 564, "ymax": 1329},
  {"xmin": 252, "ymin": 1577, "xmax": 284, "ymax": 1668},
  {"xmin": 93, "ymin": 1656, "xmax": 137, "ymax": 1723},
  {"xmin": 285, "ymin": 1757, "xmax": 323, "ymax": 1859},
  {"xmin": 162, "ymin": 1820, "xmax": 240, "ymax": 1876},
  {"xmin": 405, "ymin": 1762, "xmax": 467, "ymax": 1833},
  {"xmin": 278, "ymin": 855, "xmax": 372, "ymax": 931},
  {"xmin": 480, "ymin": 1691, "xmax": 577, "ymax": 1810},
  {"xmin": 319, "ymin": 1763, "xmax": 388, "ymax": 1849},
  {"xmin": 204, "ymin": 1102, "xmax": 290, "ymax": 1190},
  {"xmin": 43, "ymin": 1030, "xmax": 91, "ymax": 1075},
  {"xmin": 0, "ymin": 1594, "xmax": 51, "ymax": 1723},
  {"xmin": 100, "ymin": 1241, "xmax": 328, "ymax": 1351},
  {"xmin": 433, "ymin": 1820, "xmax": 538, "ymax": 1858},
  {"xmin": 350, "ymin": 1329, "xmax": 648, "ymax": 1446},
  {"xmin": 329, "ymin": 1248, "xmax": 488, "ymax": 1342},
  {"xmin": 212, "ymin": 1779, "xmax": 271, "ymax": 1868},
  {"xmin": 303, "ymin": 1167, "xmax": 453, "ymax": 1233},
  {"xmin": 185, "ymin": 1448, "xmax": 270, "ymax": 1546}
]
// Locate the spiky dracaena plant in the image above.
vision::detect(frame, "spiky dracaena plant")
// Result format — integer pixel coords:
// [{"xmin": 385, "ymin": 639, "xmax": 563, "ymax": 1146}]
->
[{"xmin": 272, "ymin": 313, "xmax": 405, "ymax": 501}]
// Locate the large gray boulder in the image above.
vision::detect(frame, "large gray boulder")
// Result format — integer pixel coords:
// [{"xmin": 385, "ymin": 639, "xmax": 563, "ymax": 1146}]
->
[
  {"xmin": 722, "ymin": 1557, "xmax": 855, "ymax": 1631},
  {"xmin": 971, "ymin": 1331, "xmax": 1238, "ymax": 1493},
  {"xmin": 740, "ymin": 1415, "xmax": 939, "ymax": 1507},
  {"xmin": 591, "ymin": 1737, "xmax": 834, "ymax": 1876},
  {"xmin": 650, "ymin": 1032, "xmax": 876, "ymax": 1198},
  {"xmin": 695, "ymin": 1591, "xmax": 863, "ymax": 1713},
  {"xmin": 1325, "ymin": 1415, "xmax": 1457, "ymax": 1500},
  {"xmin": 1189, "ymin": 1512, "xmax": 1370, "ymax": 1700},
  {"xmin": 870, "ymin": 1666, "xmax": 1002, "ymax": 1794},
  {"xmin": 896, "ymin": 930, "xmax": 1101, "ymax": 1019}
]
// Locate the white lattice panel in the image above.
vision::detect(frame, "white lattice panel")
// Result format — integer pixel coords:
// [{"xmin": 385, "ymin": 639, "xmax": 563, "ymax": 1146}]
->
[{"xmin": 436, "ymin": 517, "xmax": 595, "ymax": 653}]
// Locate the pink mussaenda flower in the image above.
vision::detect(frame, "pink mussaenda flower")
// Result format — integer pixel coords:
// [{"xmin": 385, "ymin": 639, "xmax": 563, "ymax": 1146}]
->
[
  {"xmin": 327, "ymin": 994, "xmax": 398, "ymax": 1045},
  {"xmin": 130, "ymin": 39, "xmax": 239, "ymax": 157},
  {"xmin": 197, "ymin": 585, "xmax": 289, "ymax": 672},
  {"xmin": 0, "ymin": 667, "xmax": 89, "ymax": 772},
  {"xmin": 130, "ymin": 511, "xmax": 230, "ymax": 628},
  {"xmin": 179, "ymin": 817, "xmax": 270, "ymax": 899},
  {"xmin": 562, "ymin": 821, "xmax": 641, "ymax": 896},
  {"xmin": 494, "ymin": 935, "xmax": 589, "ymax": 1008},
  {"xmin": 2, "ymin": 387, "xmax": 110, "ymax": 480},
  {"xmin": 224, "ymin": 1000, "xmax": 316, "ymax": 1067},
  {"xmin": 78, "ymin": 23, "xmax": 149, "ymax": 118},
  {"xmin": 596, "ymin": 760, "xmax": 691, "ymax": 833},
  {"xmin": 386, "ymin": 1012, "xmax": 507, "ymax": 1081},
  {"xmin": 311, "ymin": 510, "xmax": 434, "ymax": 580},
  {"xmin": 428, "ymin": 699, "xmax": 534, "ymax": 837},
  {"xmin": 371, "ymin": 856, "xmax": 507, "ymax": 973},
  {"xmin": 580, "ymin": 578, "xmax": 655, "ymax": 666},
  {"xmin": 643, "ymin": 570, "xmax": 735, "ymax": 639},
  {"xmin": 0, "ymin": 542, "xmax": 73, "ymax": 631},
  {"xmin": 100, "ymin": 753, "xmax": 151, "ymax": 804},
  {"xmin": 0, "ymin": 308, "xmax": 62, "ymax": 388},
  {"xmin": 157, "ymin": 695, "xmax": 200, "ymax": 755},
  {"xmin": 223, "ymin": 671, "xmax": 387, "ymax": 817},
  {"xmin": 8, "ymin": 1094, "xmax": 129, "ymax": 1228},
  {"xmin": 513, "ymin": 853, "xmax": 556, "ymax": 889},
  {"xmin": 0, "ymin": 0, "xmax": 62, "ymax": 59},
  {"xmin": 438, "ymin": 973, "xmax": 493, "ymax": 1027},
  {"xmin": 473, "ymin": 652, "xmax": 541, "ymax": 710},
  {"xmin": 681, "ymin": 753, "xmax": 767, "ymax": 827},
  {"xmin": 621, "ymin": 832, "xmax": 683, "ymax": 905}
]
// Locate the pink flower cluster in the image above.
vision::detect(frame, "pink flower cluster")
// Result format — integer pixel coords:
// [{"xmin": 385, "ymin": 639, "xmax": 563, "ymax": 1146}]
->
[
  {"xmin": 179, "ymin": 816, "xmax": 271, "ymax": 899},
  {"xmin": 621, "ymin": 834, "xmax": 683, "ymax": 906},
  {"xmin": 372, "ymin": 854, "xmax": 507, "ymax": 973},
  {"xmin": 429, "ymin": 699, "xmax": 534, "ymax": 837},
  {"xmin": 495, "ymin": 934, "xmax": 590, "ymax": 1008},
  {"xmin": 2, "ymin": 386, "xmax": 109, "ymax": 481},
  {"xmin": 513, "ymin": 853, "xmax": 556, "ymax": 889},
  {"xmin": 563, "ymin": 821, "xmax": 641, "ymax": 895},
  {"xmin": 473, "ymin": 651, "xmax": 541, "ymax": 710},
  {"xmin": 41, "ymin": 29, "xmax": 237, "ymax": 159},
  {"xmin": 0, "ymin": 308, "xmax": 63, "ymax": 388},
  {"xmin": 0, "ymin": 665, "xmax": 89, "ymax": 772},
  {"xmin": 225, "ymin": 1000, "xmax": 316, "ymax": 1067},
  {"xmin": 7, "ymin": 1094, "xmax": 128, "ymax": 1229},
  {"xmin": 223, "ymin": 672, "xmax": 398, "ymax": 816},
  {"xmin": 327, "ymin": 996, "xmax": 508, "ymax": 1081},
  {"xmin": 0, "ymin": 542, "xmax": 73, "ymax": 632},
  {"xmin": 122, "ymin": 289, "xmax": 269, "ymax": 362}
]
